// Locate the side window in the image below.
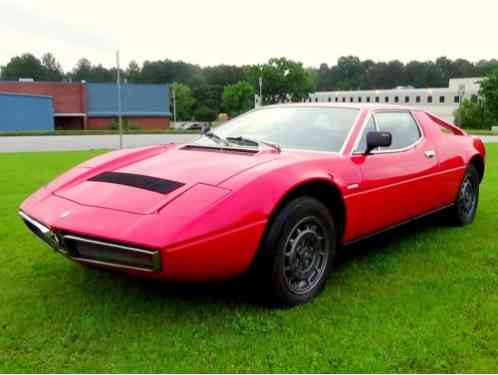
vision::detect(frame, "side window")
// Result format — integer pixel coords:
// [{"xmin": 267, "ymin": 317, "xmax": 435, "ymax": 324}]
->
[
  {"xmin": 374, "ymin": 112, "xmax": 421, "ymax": 150},
  {"xmin": 354, "ymin": 116, "xmax": 376, "ymax": 153}
]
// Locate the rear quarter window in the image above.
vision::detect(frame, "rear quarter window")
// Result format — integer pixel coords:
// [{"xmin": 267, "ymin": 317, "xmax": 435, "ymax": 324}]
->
[{"xmin": 425, "ymin": 112, "xmax": 465, "ymax": 136}]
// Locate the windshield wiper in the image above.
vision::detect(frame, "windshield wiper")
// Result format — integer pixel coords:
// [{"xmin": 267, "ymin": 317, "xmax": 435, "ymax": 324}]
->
[
  {"xmin": 204, "ymin": 131, "xmax": 231, "ymax": 147},
  {"xmin": 227, "ymin": 136, "xmax": 281, "ymax": 153}
]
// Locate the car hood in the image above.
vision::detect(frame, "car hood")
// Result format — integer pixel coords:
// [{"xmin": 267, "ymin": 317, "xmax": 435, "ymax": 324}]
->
[{"xmin": 54, "ymin": 145, "xmax": 281, "ymax": 214}]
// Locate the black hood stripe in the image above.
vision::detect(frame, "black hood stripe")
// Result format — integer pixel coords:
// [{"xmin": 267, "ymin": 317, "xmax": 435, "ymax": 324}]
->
[{"xmin": 88, "ymin": 172, "xmax": 184, "ymax": 194}]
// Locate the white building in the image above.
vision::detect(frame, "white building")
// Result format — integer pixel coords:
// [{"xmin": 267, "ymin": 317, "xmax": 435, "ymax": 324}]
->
[{"xmin": 308, "ymin": 77, "xmax": 484, "ymax": 122}]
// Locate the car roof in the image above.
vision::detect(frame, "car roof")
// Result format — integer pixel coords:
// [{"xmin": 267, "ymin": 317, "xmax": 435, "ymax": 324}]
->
[{"xmin": 263, "ymin": 102, "xmax": 420, "ymax": 112}]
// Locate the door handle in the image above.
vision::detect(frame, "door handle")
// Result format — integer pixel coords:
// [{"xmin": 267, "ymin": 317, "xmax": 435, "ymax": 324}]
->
[{"xmin": 425, "ymin": 150, "xmax": 436, "ymax": 159}]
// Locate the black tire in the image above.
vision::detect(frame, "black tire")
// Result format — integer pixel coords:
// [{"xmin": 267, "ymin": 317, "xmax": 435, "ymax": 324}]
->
[
  {"xmin": 449, "ymin": 164, "xmax": 479, "ymax": 226},
  {"xmin": 259, "ymin": 196, "xmax": 336, "ymax": 307}
]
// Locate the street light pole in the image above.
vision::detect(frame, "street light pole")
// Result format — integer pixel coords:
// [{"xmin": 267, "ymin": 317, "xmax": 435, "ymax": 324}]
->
[{"xmin": 116, "ymin": 50, "xmax": 123, "ymax": 149}]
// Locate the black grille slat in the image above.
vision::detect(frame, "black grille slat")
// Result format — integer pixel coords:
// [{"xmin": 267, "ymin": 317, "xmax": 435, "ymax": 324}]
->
[
  {"xmin": 88, "ymin": 172, "xmax": 184, "ymax": 194},
  {"xmin": 70, "ymin": 241, "xmax": 153, "ymax": 269}
]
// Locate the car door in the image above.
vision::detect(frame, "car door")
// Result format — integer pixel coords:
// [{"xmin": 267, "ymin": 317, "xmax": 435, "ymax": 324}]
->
[{"xmin": 350, "ymin": 110, "xmax": 440, "ymax": 237}]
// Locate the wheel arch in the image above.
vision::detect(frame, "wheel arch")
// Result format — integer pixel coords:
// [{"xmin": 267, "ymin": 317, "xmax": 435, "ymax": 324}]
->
[
  {"xmin": 265, "ymin": 178, "xmax": 346, "ymax": 244},
  {"xmin": 469, "ymin": 154, "xmax": 485, "ymax": 182}
]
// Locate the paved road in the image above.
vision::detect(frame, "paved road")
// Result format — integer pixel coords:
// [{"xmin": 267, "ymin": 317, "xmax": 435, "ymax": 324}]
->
[
  {"xmin": 0, "ymin": 134, "xmax": 497, "ymax": 153},
  {"xmin": 0, "ymin": 133, "xmax": 200, "ymax": 153},
  {"xmin": 479, "ymin": 135, "xmax": 498, "ymax": 143}
]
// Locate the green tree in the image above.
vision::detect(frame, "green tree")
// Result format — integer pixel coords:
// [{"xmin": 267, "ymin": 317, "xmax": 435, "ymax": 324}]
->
[
  {"xmin": 454, "ymin": 99, "xmax": 492, "ymax": 130},
  {"xmin": 194, "ymin": 105, "xmax": 217, "ymax": 122},
  {"xmin": 125, "ymin": 60, "xmax": 142, "ymax": 83},
  {"xmin": 71, "ymin": 58, "xmax": 93, "ymax": 81},
  {"xmin": 203, "ymin": 65, "xmax": 248, "ymax": 86},
  {"xmin": 192, "ymin": 84, "xmax": 223, "ymax": 117},
  {"xmin": 248, "ymin": 57, "xmax": 313, "ymax": 104},
  {"xmin": 70, "ymin": 58, "xmax": 115, "ymax": 82},
  {"xmin": 140, "ymin": 59, "xmax": 205, "ymax": 87},
  {"xmin": 223, "ymin": 81, "xmax": 254, "ymax": 117},
  {"xmin": 171, "ymin": 82, "xmax": 195, "ymax": 121},
  {"xmin": 479, "ymin": 64, "xmax": 498, "ymax": 123},
  {"xmin": 0, "ymin": 53, "xmax": 48, "ymax": 80},
  {"xmin": 41, "ymin": 53, "xmax": 63, "ymax": 81}
]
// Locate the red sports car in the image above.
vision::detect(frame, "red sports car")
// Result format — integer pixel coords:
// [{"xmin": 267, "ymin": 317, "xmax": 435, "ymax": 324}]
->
[{"xmin": 19, "ymin": 104, "xmax": 486, "ymax": 306}]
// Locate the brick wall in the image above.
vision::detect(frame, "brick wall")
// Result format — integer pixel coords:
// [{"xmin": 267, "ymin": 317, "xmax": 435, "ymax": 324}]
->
[
  {"xmin": 87, "ymin": 117, "xmax": 170, "ymax": 130},
  {"xmin": 0, "ymin": 81, "xmax": 86, "ymax": 114}
]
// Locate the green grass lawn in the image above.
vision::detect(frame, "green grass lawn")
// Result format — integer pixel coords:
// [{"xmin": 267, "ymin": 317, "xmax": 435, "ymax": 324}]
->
[{"xmin": 1, "ymin": 147, "xmax": 498, "ymax": 373}]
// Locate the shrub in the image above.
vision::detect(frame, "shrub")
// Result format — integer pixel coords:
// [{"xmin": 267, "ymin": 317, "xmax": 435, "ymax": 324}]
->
[
  {"xmin": 453, "ymin": 99, "xmax": 493, "ymax": 130},
  {"xmin": 108, "ymin": 119, "xmax": 141, "ymax": 131}
]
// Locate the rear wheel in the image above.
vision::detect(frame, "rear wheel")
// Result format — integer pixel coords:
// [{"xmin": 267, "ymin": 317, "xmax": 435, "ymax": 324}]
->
[
  {"xmin": 260, "ymin": 196, "xmax": 336, "ymax": 306},
  {"xmin": 449, "ymin": 164, "xmax": 479, "ymax": 226}
]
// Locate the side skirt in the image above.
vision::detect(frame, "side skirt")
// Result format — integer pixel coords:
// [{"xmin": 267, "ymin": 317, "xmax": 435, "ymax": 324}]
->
[{"xmin": 342, "ymin": 203, "xmax": 454, "ymax": 246}]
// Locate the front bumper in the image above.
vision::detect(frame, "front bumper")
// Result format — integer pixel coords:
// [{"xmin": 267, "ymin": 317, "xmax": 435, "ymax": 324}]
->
[{"xmin": 19, "ymin": 211, "xmax": 161, "ymax": 273}]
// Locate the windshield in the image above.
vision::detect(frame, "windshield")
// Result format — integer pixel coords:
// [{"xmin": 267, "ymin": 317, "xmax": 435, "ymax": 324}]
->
[{"xmin": 196, "ymin": 106, "xmax": 359, "ymax": 152}]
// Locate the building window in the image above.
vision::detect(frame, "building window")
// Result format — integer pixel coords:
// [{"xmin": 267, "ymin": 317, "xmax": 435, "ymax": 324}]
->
[
  {"xmin": 454, "ymin": 96, "xmax": 460, "ymax": 103},
  {"xmin": 350, "ymin": 97, "xmax": 353, "ymax": 102},
  {"xmin": 315, "ymin": 98, "xmax": 318, "ymax": 102},
  {"xmin": 394, "ymin": 96, "xmax": 399, "ymax": 103},
  {"xmin": 328, "ymin": 97, "xmax": 331, "ymax": 102},
  {"xmin": 416, "ymin": 96, "xmax": 421, "ymax": 103},
  {"xmin": 427, "ymin": 96, "xmax": 433, "ymax": 103},
  {"xmin": 385, "ymin": 96, "xmax": 389, "ymax": 103},
  {"xmin": 335, "ymin": 97, "xmax": 338, "ymax": 102},
  {"xmin": 375, "ymin": 96, "xmax": 380, "ymax": 103},
  {"xmin": 358, "ymin": 97, "xmax": 362, "ymax": 103},
  {"xmin": 366, "ymin": 97, "xmax": 371, "ymax": 103},
  {"xmin": 342, "ymin": 97, "xmax": 346, "ymax": 102},
  {"xmin": 439, "ymin": 96, "xmax": 445, "ymax": 103},
  {"xmin": 405, "ymin": 96, "xmax": 410, "ymax": 103}
]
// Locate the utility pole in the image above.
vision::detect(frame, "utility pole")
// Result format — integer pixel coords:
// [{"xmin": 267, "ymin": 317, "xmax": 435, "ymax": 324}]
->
[
  {"xmin": 116, "ymin": 50, "xmax": 123, "ymax": 149},
  {"xmin": 259, "ymin": 76, "xmax": 263, "ymax": 106},
  {"xmin": 172, "ymin": 87, "xmax": 177, "ymax": 124}
]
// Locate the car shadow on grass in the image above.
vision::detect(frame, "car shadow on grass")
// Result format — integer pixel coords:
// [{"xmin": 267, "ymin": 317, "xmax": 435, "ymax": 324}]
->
[
  {"xmin": 72, "ymin": 211, "xmax": 452, "ymax": 310},
  {"xmin": 335, "ymin": 211, "xmax": 450, "ymax": 266}
]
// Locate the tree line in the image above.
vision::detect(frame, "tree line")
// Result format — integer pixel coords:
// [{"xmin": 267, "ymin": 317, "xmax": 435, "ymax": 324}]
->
[{"xmin": 1, "ymin": 52, "xmax": 497, "ymax": 125}]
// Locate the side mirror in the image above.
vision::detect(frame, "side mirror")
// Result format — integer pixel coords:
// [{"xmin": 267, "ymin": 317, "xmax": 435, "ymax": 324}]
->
[{"xmin": 366, "ymin": 131, "xmax": 392, "ymax": 154}]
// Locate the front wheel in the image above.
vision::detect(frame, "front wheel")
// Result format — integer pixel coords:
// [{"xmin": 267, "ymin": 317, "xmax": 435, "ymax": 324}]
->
[
  {"xmin": 260, "ymin": 196, "xmax": 336, "ymax": 306},
  {"xmin": 449, "ymin": 164, "xmax": 479, "ymax": 226}
]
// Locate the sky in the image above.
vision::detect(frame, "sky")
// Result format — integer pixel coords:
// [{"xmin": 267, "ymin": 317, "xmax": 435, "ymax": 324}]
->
[{"xmin": 1, "ymin": 0, "xmax": 497, "ymax": 72}]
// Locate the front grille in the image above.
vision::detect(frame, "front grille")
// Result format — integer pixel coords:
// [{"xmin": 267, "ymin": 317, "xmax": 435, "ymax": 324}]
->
[
  {"xmin": 19, "ymin": 211, "xmax": 161, "ymax": 273},
  {"xmin": 62, "ymin": 235, "xmax": 162, "ymax": 272}
]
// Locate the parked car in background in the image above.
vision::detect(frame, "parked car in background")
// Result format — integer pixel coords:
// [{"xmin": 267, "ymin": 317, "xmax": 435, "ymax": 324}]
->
[
  {"xmin": 20, "ymin": 103, "xmax": 485, "ymax": 306},
  {"xmin": 172, "ymin": 121, "xmax": 207, "ymax": 131}
]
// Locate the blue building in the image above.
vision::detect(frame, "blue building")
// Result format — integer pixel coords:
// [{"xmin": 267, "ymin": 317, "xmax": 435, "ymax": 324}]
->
[
  {"xmin": 0, "ymin": 92, "xmax": 54, "ymax": 132},
  {"xmin": 86, "ymin": 83, "xmax": 171, "ymax": 129}
]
